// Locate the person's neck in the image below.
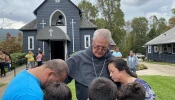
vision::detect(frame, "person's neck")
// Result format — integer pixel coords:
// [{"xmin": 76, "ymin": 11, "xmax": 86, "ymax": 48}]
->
[
  {"xmin": 121, "ymin": 74, "xmax": 136, "ymax": 85},
  {"xmin": 27, "ymin": 66, "xmax": 44, "ymax": 80}
]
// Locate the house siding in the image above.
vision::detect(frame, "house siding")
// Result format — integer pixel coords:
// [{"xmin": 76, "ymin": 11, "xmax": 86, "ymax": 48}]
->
[
  {"xmin": 147, "ymin": 44, "xmax": 175, "ymax": 63},
  {"xmin": 80, "ymin": 29, "xmax": 96, "ymax": 50},
  {"xmin": 23, "ymin": 30, "xmax": 38, "ymax": 55}
]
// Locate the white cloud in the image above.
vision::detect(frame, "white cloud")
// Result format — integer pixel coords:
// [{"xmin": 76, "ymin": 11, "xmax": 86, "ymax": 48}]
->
[
  {"xmin": 146, "ymin": 12, "xmax": 170, "ymax": 21},
  {"xmin": 0, "ymin": 18, "xmax": 25, "ymax": 29}
]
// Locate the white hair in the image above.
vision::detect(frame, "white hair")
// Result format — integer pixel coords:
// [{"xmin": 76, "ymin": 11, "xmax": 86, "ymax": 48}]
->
[{"xmin": 93, "ymin": 29, "xmax": 111, "ymax": 42}]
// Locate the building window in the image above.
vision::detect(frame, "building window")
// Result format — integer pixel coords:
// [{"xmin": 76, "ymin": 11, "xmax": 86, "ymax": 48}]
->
[
  {"xmin": 148, "ymin": 46, "xmax": 151, "ymax": 53},
  {"xmin": 163, "ymin": 44, "xmax": 168, "ymax": 52},
  {"xmin": 168, "ymin": 44, "xmax": 172, "ymax": 53},
  {"xmin": 172, "ymin": 44, "xmax": 175, "ymax": 54},
  {"xmin": 154, "ymin": 46, "xmax": 158, "ymax": 53},
  {"xmin": 28, "ymin": 36, "xmax": 34, "ymax": 50},
  {"xmin": 84, "ymin": 35, "xmax": 90, "ymax": 48},
  {"xmin": 55, "ymin": 0, "xmax": 60, "ymax": 3}
]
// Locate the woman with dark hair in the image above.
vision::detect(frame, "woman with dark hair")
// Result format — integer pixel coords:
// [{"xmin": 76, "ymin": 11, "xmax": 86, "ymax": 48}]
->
[{"xmin": 108, "ymin": 58, "xmax": 156, "ymax": 100}]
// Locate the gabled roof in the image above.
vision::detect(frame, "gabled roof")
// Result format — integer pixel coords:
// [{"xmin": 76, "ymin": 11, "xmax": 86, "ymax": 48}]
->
[
  {"xmin": 110, "ymin": 38, "xmax": 116, "ymax": 45},
  {"xmin": 80, "ymin": 17, "xmax": 97, "ymax": 28},
  {"xmin": 20, "ymin": 17, "xmax": 97, "ymax": 31},
  {"xmin": 33, "ymin": 0, "xmax": 81, "ymax": 15},
  {"xmin": 145, "ymin": 27, "xmax": 175, "ymax": 45},
  {"xmin": 20, "ymin": 19, "xmax": 37, "ymax": 31}
]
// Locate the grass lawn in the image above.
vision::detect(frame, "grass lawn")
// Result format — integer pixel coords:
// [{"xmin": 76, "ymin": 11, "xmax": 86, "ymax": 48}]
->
[
  {"xmin": 139, "ymin": 75, "xmax": 175, "ymax": 100},
  {"xmin": 0, "ymin": 83, "xmax": 7, "ymax": 88},
  {"xmin": 67, "ymin": 80, "xmax": 76, "ymax": 100},
  {"xmin": 68, "ymin": 76, "xmax": 175, "ymax": 100}
]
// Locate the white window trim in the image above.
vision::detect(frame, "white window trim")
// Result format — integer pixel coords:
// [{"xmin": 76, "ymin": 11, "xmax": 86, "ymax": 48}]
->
[
  {"xmin": 148, "ymin": 46, "xmax": 151, "ymax": 53},
  {"xmin": 154, "ymin": 46, "xmax": 158, "ymax": 53},
  {"xmin": 55, "ymin": 0, "xmax": 60, "ymax": 3},
  {"xmin": 28, "ymin": 36, "xmax": 34, "ymax": 50},
  {"xmin": 84, "ymin": 35, "xmax": 91, "ymax": 48}
]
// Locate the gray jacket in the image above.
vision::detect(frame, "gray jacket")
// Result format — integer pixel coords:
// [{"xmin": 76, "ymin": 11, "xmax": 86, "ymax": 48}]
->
[{"xmin": 127, "ymin": 55, "xmax": 138, "ymax": 69}]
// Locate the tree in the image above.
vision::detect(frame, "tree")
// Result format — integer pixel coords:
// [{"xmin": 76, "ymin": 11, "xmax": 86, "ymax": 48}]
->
[
  {"xmin": 94, "ymin": 18, "xmax": 106, "ymax": 28},
  {"xmin": 171, "ymin": 8, "xmax": 175, "ymax": 15},
  {"xmin": 96, "ymin": 0, "xmax": 126, "ymax": 44},
  {"xmin": 147, "ymin": 15, "xmax": 158, "ymax": 41},
  {"xmin": 131, "ymin": 17, "xmax": 149, "ymax": 54},
  {"xmin": 78, "ymin": 0, "xmax": 98, "ymax": 20},
  {"xmin": 167, "ymin": 8, "xmax": 175, "ymax": 30},
  {"xmin": 168, "ymin": 17, "xmax": 175, "ymax": 29},
  {"xmin": 156, "ymin": 17, "xmax": 167, "ymax": 35},
  {"xmin": 0, "ymin": 33, "xmax": 23, "ymax": 53}
]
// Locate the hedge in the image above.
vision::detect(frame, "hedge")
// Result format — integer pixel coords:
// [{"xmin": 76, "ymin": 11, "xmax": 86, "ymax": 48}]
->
[{"xmin": 10, "ymin": 53, "xmax": 27, "ymax": 69}]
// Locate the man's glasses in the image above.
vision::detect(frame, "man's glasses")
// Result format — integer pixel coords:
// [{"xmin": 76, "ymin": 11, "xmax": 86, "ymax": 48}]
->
[{"xmin": 92, "ymin": 42, "xmax": 108, "ymax": 51}]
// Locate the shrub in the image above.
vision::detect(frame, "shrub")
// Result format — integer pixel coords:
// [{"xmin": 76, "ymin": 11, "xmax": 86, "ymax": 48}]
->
[
  {"xmin": 69, "ymin": 51, "xmax": 80, "ymax": 57},
  {"xmin": 10, "ymin": 53, "xmax": 27, "ymax": 69},
  {"xmin": 137, "ymin": 64, "xmax": 148, "ymax": 70}
]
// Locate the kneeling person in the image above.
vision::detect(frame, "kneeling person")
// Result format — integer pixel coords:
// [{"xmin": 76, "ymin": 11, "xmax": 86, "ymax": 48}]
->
[
  {"xmin": 88, "ymin": 77, "xmax": 117, "ymax": 100},
  {"xmin": 44, "ymin": 82, "xmax": 72, "ymax": 100}
]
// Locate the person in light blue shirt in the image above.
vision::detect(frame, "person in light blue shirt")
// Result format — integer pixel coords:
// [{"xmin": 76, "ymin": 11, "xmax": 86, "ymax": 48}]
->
[
  {"xmin": 2, "ymin": 59, "xmax": 68, "ymax": 100},
  {"xmin": 112, "ymin": 46, "xmax": 122, "ymax": 58}
]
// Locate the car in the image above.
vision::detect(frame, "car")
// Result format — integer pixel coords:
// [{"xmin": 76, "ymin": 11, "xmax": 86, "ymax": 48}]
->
[{"xmin": 135, "ymin": 53, "xmax": 145, "ymax": 59}]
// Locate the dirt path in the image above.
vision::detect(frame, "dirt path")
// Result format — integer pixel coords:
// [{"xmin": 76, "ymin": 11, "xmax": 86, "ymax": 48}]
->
[
  {"xmin": 137, "ymin": 61, "xmax": 175, "ymax": 77},
  {"xmin": 0, "ymin": 65, "xmax": 26, "ymax": 98}
]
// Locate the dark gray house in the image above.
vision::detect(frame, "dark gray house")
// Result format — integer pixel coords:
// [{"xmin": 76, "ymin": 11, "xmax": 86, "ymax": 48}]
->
[
  {"xmin": 20, "ymin": 0, "xmax": 115, "ymax": 61},
  {"xmin": 145, "ymin": 27, "xmax": 175, "ymax": 63}
]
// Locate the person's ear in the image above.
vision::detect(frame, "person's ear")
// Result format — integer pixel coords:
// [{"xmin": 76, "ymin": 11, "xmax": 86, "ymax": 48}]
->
[{"xmin": 48, "ymin": 70, "xmax": 54, "ymax": 76}]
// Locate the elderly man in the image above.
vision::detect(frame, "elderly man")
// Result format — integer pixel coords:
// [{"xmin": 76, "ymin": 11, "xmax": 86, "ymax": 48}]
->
[
  {"xmin": 2, "ymin": 59, "xmax": 68, "ymax": 100},
  {"xmin": 65, "ymin": 29, "xmax": 113, "ymax": 100}
]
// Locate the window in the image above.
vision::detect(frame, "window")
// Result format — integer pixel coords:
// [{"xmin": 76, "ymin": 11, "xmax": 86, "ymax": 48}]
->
[
  {"xmin": 163, "ymin": 44, "xmax": 168, "ymax": 52},
  {"xmin": 154, "ymin": 46, "xmax": 158, "ymax": 53},
  {"xmin": 55, "ymin": 0, "xmax": 60, "ymax": 3},
  {"xmin": 148, "ymin": 46, "xmax": 151, "ymax": 53},
  {"xmin": 168, "ymin": 44, "xmax": 172, "ymax": 53},
  {"xmin": 84, "ymin": 35, "xmax": 90, "ymax": 48},
  {"xmin": 172, "ymin": 44, "xmax": 175, "ymax": 54},
  {"xmin": 28, "ymin": 36, "xmax": 34, "ymax": 50}
]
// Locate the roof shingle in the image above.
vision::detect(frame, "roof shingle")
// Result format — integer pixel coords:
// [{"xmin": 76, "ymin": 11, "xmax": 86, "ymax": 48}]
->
[{"xmin": 145, "ymin": 27, "xmax": 175, "ymax": 45}]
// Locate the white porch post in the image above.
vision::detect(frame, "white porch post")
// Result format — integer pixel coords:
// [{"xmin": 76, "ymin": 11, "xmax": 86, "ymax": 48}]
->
[
  {"xmin": 70, "ymin": 19, "xmax": 76, "ymax": 52},
  {"xmin": 65, "ymin": 41, "xmax": 67, "ymax": 60},
  {"xmin": 40, "ymin": 20, "xmax": 46, "ymax": 54}
]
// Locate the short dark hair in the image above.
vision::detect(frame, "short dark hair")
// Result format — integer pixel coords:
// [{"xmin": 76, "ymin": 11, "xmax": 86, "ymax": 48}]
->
[
  {"xmin": 44, "ymin": 82, "xmax": 72, "ymax": 100},
  {"xmin": 108, "ymin": 58, "xmax": 137, "ymax": 78},
  {"xmin": 117, "ymin": 82, "xmax": 145, "ymax": 100},
  {"xmin": 88, "ymin": 78, "xmax": 117, "ymax": 100}
]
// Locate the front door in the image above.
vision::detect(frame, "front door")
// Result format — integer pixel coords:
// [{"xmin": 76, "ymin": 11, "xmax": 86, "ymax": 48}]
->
[{"xmin": 51, "ymin": 41, "xmax": 64, "ymax": 60}]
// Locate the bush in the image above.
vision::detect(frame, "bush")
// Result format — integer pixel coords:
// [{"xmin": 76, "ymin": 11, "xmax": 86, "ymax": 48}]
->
[
  {"xmin": 10, "ymin": 53, "xmax": 27, "ymax": 69},
  {"xmin": 69, "ymin": 51, "xmax": 80, "ymax": 57},
  {"xmin": 137, "ymin": 64, "xmax": 148, "ymax": 70}
]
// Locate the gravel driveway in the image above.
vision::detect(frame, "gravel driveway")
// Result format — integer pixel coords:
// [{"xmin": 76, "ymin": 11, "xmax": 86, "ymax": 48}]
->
[{"xmin": 137, "ymin": 61, "xmax": 175, "ymax": 77}]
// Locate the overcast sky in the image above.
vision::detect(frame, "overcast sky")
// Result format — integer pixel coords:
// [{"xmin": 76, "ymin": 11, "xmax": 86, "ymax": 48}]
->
[{"xmin": 0, "ymin": 0, "xmax": 175, "ymax": 29}]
